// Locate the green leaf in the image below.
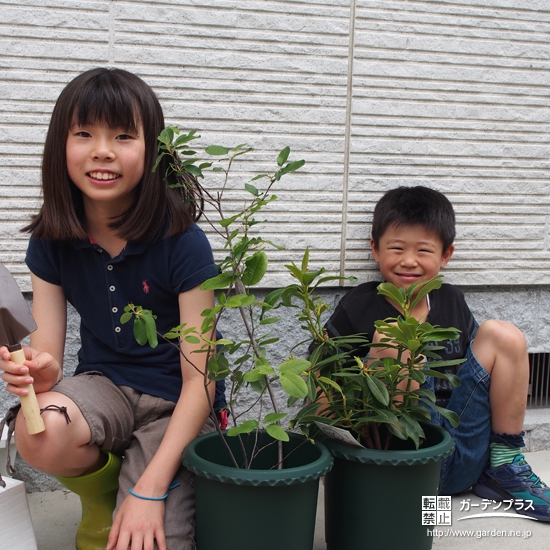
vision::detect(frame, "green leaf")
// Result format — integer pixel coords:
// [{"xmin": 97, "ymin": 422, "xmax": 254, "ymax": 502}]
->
[
  {"xmin": 279, "ymin": 358, "xmax": 310, "ymax": 375},
  {"xmin": 201, "ymin": 272, "xmax": 234, "ymax": 290},
  {"xmin": 377, "ymin": 282, "xmax": 406, "ymax": 307},
  {"xmin": 426, "ymin": 402, "xmax": 460, "ymax": 428},
  {"xmin": 158, "ymin": 126, "xmax": 175, "ymax": 145},
  {"xmin": 301, "ymin": 247, "xmax": 310, "ymax": 272},
  {"xmin": 227, "ymin": 419, "xmax": 259, "ymax": 436},
  {"xmin": 257, "ymin": 336, "xmax": 279, "ymax": 346},
  {"xmin": 225, "ymin": 294, "xmax": 255, "ymax": 308},
  {"xmin": 219, "ymin": 214, "xmax": 240, "ymax": 228},
  {"xmin": 205, "ymin": 145, "xmax": 229, "ymax": 156},
  {"xmin": 152, "ymin": 153, "xmax": 165, "ymax": 173},
  {"xmin": 183, "ymin": 164, "xmax": 202, "ymax": 177},
  {"xmin": 307, "ymin": 373, "xmax": 318, "ymax": 402},
  {"xmin": 317, "ymin": 376, "xmax": 343, "ymax": 394},
  {"xmin": 365, "ymin": 374, "xmax": 390, "ymax": 406},
  {"xmin": 409, "ymin": 275, "xmax": 443, "ymax": 312},
  {"xmin": 245, "ymin": 183, "xmax": 259, "ymax": 196},
  {"xmin": 184, "ymin": 335, "xmax": 201, "ymax": 344},
  {"xmin": 174, "ymin": 131, "xmax": 200, "ymax": 146},
  {"xmin": 266, "ymin": 423, "xmax": 290, "ymax": 441},
  {"xmin": 264, "ymin": 412, "xmax": 287, "ymax": 423},
  {"xmin": 142, "ymin": 310, "xmax": 158, "ymax": 348},
  {"xmin": 280, "ymin": 371, "xmax": 308, "ymax": 398},
  {"xmin": 261, "ymin": 288, "xmax": 284, "ymax": 314},
  {"xmin": 266, "ymin": 239, "xmax": 284, "ymax": 251},
  {"xmin": 277, "ymin": 146, "xmax": 290, "ymax": 167},
  {"xmin": 282, "ymin": 159, "xmax": 305, "ymax": 173},
  {"xmin": 215, "ymin": 338, "xmax": 233, "ymax": 346},
  {"xmin": 243, "ymin": 364, "xmax": 275, "ymax": 382},
  {"xmin": 387, "ymin": 420, "xmax": 408, "ymax": 441},
  {"xmin": 120, "ymin": 312, "xmax": 132, "ymax": 324},
  {"xmin": 259, "ymin": 317, "xmax": 280, "ymax": 325},
  {"xmin": 241, "ymin": 251, "xmax": 268, "ymax": 287},
  {"xmin": 232, "ymin": 143, "xmax": 250, "ymax": 152},
  {"xmin": 133, "ymin": 317, "xmax": 147, "ymax": 346},
  {"xmin": 423, "ymin": 370, "xmax": 461, "ymax": 389},
  {"xmin": 207, "ymin": 355, "xmax": 230, "ymax": 381},
  {"xmin": 399, "ymin": 415, "xmax": 424, "ymax": 449}
]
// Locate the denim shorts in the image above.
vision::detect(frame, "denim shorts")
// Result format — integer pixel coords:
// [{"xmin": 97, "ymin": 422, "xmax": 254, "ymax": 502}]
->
[{"xmin": 425, "ymin": 342, "xmax": 491, "ymax": 495}]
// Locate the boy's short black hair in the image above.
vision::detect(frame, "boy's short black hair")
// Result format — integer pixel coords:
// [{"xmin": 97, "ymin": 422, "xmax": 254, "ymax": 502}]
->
[{"xmin": 371, "ymin": 186, "xmax": 456, "ymax": 252}]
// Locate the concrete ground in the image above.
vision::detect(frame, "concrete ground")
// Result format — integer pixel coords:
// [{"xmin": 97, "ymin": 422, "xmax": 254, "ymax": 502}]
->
[{"xmin": 21, "ymin": 450, "xmax": 550, "ymax": 550}]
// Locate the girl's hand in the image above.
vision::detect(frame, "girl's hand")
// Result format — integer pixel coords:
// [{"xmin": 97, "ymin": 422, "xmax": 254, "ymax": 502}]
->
[
  {"xmin": 0, "ymin": 345, "xmax": 61, "ymax": 396},
  {"xmin": 107, "ymin": 495, "xmax": 167, "ymax": 550}
]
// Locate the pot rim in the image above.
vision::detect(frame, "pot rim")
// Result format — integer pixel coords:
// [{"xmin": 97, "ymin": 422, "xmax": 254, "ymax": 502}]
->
[
  {"xmin": 183, "ymin": 430, "xmax": 334, "ymax": 487},
  {"xmin": 320, "ymin": 421, "xmax": 455, "ymax": 466}
]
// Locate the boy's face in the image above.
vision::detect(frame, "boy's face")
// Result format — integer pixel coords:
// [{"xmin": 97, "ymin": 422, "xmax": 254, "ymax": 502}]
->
[{"xmin": 370, "ymin": 224, "xmax": 454, "ymax": 291}]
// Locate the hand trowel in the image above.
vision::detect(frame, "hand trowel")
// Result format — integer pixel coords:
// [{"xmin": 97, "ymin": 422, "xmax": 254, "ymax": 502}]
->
[{"xmin": 0, "ymin": 263, "xmax": 45, "ymax": 434}]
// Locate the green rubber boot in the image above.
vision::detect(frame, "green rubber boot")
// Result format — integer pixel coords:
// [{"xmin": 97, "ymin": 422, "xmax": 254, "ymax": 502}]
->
[{"xmin": 55, "ymin": 451, "xmax": 122, "ymax": 550}]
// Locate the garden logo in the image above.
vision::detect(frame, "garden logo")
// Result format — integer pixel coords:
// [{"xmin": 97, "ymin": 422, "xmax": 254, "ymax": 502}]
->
[{"xmin": 422, "ymin": 496, "xmax": 452, "ymax": 526}]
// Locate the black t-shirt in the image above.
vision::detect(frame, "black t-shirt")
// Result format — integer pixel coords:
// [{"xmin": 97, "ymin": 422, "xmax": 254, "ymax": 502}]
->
[{"xmin": 325, "ymin": 281, "xmax": 478, "ymax": 408}]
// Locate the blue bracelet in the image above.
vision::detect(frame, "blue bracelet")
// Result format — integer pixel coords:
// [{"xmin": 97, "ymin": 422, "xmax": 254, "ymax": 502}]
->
[{"xmin": 129, "ymin": 481, "xmax": 180, "ymax": 501}]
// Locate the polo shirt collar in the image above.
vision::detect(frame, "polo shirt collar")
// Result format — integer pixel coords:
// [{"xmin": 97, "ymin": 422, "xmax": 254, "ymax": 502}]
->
[{"xmin": 73, "ymin": 237, "xmax": 151, "ymax": 258}]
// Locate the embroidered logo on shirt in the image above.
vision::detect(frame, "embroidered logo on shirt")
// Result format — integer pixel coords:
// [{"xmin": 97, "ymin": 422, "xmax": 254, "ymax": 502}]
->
[{"xmin": 142, "ymin": 280, "xmax": 150, "ymax": 294}]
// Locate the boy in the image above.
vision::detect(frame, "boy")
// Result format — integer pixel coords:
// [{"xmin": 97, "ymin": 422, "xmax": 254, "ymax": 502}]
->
[{"xmin": 325, "ymin": 185, "xmax": 550, "ymax": 520}]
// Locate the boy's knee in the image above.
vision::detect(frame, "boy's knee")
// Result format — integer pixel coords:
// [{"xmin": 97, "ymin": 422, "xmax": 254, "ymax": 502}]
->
[{"xmin": 476, "ymin": 320, "xmax": 527, "ymax": 355}]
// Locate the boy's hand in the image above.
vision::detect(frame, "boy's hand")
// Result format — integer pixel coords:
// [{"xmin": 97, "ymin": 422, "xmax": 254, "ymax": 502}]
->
[
  {"xmin": 0, "ymin": 345, "xmax": 61, "ymax": 395},
  {"xmin": 107, "ymin": 495, "xmax": 167, "ymax": 550}
]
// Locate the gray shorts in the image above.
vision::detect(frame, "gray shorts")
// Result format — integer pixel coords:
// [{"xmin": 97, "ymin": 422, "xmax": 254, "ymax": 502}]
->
[{"xmin": 51, "ymin": 371, "xmax": 215, "ymax": 550}]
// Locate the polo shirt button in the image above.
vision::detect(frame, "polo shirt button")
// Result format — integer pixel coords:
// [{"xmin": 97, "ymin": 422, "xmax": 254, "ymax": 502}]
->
[
  {"xmin": 115, "ymin": 327, "xmax": 121, "ymax": 333},
  {"xmin": 109, "ymin": 286, "xmax": 115, "ymax": 292},
  {"xmin": 112, "ymin": 306, "xmax": 118, "ymax": 313},
  {"xmin": 107, "ymin": 265, "xmax": 114, "ymax": 271}
]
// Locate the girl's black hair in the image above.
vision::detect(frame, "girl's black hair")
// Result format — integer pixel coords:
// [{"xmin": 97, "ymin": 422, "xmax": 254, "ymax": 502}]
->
[
  {"xmin": 25, "ymin": 67, "xmax": 201, "ymax": 241},
  {"xmin": 371, "ymin": 186, "xmax": 456, "ymax": 252}
]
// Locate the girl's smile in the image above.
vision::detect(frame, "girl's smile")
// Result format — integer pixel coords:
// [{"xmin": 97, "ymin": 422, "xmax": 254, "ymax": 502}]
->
[
  {"xmin": 87, "ymin": 170, "xmax": 122, "ymax": 182},
  {"xmin": 66, "ymin": 122, "xmax": 145, "ymax": 212}
]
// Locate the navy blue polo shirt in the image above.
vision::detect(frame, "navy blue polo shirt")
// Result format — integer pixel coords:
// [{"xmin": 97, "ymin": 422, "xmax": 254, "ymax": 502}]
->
[{"xmin": 25, "ymin": 224, "xmax": 219, "ymax": 403}]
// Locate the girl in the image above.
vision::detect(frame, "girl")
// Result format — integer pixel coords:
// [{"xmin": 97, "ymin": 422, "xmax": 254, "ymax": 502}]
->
[{"xmin": 0, "ymin": 68, "xmax": 221, "ymax": 550}]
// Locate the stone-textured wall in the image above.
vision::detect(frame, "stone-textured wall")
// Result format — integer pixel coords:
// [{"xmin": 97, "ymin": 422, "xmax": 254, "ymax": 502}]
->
[{"xmin": 1, "ymin": 0, "xmax": 549, "ymax": 290}]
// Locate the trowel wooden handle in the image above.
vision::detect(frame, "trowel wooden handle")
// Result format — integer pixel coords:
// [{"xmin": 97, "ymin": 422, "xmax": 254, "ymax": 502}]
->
[{"xmin": 10, "ymin": 348, "xmax": 45, "ymax": 435}]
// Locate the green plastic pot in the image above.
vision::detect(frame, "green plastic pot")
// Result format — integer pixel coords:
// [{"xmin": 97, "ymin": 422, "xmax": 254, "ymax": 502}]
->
[
  {"xmin": 182, "ymin": 430, "xmax": 333, "ymax": 550},
  {"xmin": 322, "ymin": 421, "xmax": 455, "ymax": 550}
]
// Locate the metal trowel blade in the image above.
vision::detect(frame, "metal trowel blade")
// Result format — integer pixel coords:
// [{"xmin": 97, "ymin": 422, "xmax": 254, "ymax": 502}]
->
[{"xmin": 0, "ymin": 263, "xmax": 37, "ymax": 348}]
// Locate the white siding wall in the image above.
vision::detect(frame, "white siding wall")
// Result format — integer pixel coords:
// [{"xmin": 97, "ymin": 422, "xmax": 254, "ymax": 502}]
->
[{"xmin": 1, "ymin": 0, "xmax": 549, "ymax": 291}]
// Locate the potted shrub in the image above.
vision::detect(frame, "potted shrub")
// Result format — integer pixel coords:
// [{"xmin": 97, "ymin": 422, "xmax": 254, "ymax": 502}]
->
[
  {"xmin": 122, "ymin": 128, "xmax": 355, "ymax": 550},
  {"xmin": 124, "ymin": 127, "xmax": 462, "ymax": 550},
  {"xmin": 292, "ymin": 275, "xmax": 462, "ymax": 550}
]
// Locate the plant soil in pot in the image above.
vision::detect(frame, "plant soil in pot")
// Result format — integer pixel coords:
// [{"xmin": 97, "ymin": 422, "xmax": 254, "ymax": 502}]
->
[
  {"xmin": 322, "ymin": 421, "xmax": 454, "ymax": 550},
  {"xmin": 183, "ymin": 430, "xmax": 333, "ymax": 550}
]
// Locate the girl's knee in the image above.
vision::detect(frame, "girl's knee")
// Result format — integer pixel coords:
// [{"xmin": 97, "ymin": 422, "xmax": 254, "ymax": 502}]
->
[{"xmin": 15, "ymin": 392, "xmax": 90, "ymax": 471}]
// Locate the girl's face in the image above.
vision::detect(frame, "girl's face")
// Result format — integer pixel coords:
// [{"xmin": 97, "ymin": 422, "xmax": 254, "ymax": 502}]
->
[{"xmin": 66, "ymin": 121, "xmax": 145, "ymax": 213}]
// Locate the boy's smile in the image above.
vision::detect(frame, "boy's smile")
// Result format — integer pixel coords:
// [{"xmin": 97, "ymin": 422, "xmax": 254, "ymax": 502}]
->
[{"xmin": 370, "ymin": 224, "xmax": 454, "ymax": 292}]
